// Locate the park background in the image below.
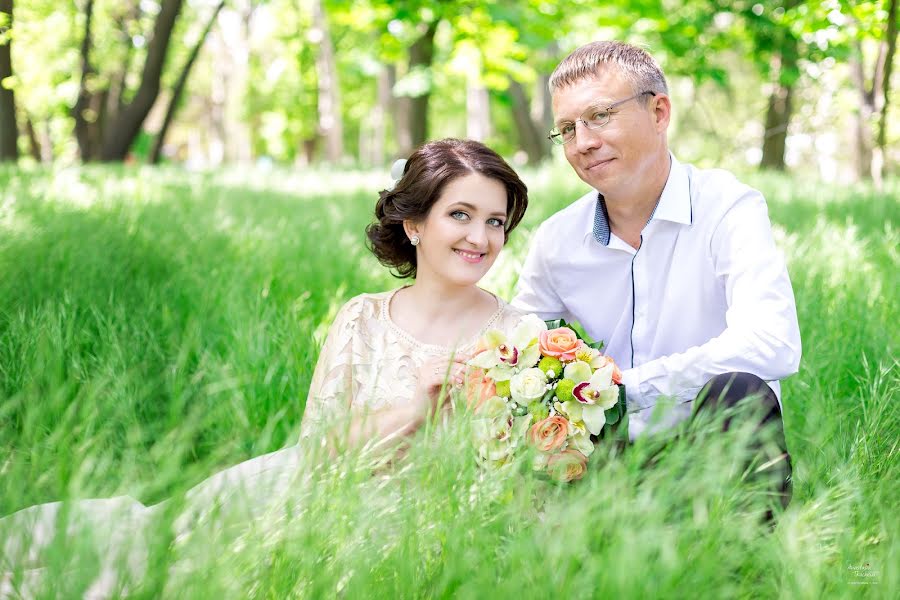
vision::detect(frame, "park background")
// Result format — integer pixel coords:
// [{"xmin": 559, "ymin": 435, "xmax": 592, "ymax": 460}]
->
[{"xmin": 0, "ymin": 0, "xmax": 898, "ymax": 598}]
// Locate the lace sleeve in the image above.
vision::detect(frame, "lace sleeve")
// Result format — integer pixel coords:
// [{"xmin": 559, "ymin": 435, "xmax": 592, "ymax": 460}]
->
[{"xmin": 299, "ymin": 297, "xmax": 364, "ymax": 444}]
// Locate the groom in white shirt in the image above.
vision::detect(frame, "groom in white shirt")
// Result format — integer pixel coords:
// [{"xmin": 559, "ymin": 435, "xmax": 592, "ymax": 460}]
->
[{"xmin": 512, "ymin": 41, "xmax": 801, "ymax": 509}]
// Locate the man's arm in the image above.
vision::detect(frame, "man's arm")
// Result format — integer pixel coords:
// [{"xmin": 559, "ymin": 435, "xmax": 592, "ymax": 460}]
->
[
  {"xmin": 511, "ymin": 224, "xmax": 570, "ymax": 319},
  {"xmin": 620, "ymin": 189, "xmax": 802, "ymax": 410}
]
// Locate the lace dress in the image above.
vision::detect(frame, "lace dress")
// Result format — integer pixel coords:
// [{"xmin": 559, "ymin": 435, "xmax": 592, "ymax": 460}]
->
[
  {"xmin": 300, "ymin": 289, "xmax": 526, "ymax": 444},
  {"xmin": 1, "ymin": 288, "xmax": 526, "ymax": 598}
]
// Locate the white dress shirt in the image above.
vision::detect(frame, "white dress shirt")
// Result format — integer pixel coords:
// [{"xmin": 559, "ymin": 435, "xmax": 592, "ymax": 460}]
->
[{"xmin": 512, "ymin": 154, "xmax": 801, "ymax": 438}]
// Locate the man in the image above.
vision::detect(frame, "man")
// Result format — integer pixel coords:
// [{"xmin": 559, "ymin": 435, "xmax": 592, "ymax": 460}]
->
[{"xmin": 512, "ymin": 41, "xmax": 801, "ymax": 507}]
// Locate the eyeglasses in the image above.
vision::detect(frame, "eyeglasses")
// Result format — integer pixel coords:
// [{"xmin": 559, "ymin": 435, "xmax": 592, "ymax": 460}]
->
[{"xmin": 547, "ymin": 91, "xmax": 657, "ymax": 146}]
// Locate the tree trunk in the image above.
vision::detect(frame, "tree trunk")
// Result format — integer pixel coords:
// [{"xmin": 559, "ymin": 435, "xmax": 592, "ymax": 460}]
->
[
  {"xmin": 851, "ymin": 43, "xmax": 875, "ymax": 180},
  {"xmin": 466, "ymin": 80, "xmax": 491, "ymax": 141},
  {"xmin": 852, "ymin": 0, "xmax": 899, "ymax": 184},
  {"xmin": 759, "ymin": 13, "xmax": 799, "ymax": 171},
  {"xmin": 532, "ymin": 42, "xmax": 557, "ymax": 131},
  {"xmin": 873, "ymin": 0, "xmax": 898, "ymax": 185},
  {"xmin": 312, "ymin": 0, "xmax": 342, "ymax": 163},
  {"xmin": 107, "ymin": 4, "xmax": 141, "ymax": 125},
  {"xmin": 99, "ymin": 0, "xmax": 183, "ymax": 161},
  {"xmin": 759, "ymin": 54, "xmax": 796, "ymax": 170},
  {"xmin": 508, "ymin": 79, "xmax": 548, "ymax": 165},
  {"xmin": 533, "ymin": 72, "xmax": 553, "ymax": 133},
  {"xmin": 149, "ymin": 0, "xmax": 224, "ymax": 164},
  {"xmin": 302, "ymin": 138, "xmax": 316, "ymax": 164},
  {"xmin": 24, "ymin": 115, "xmax": 41, "ymax": 161},
  {"xmin": 72, "ymin": 0, "xmax": 97, "ymax": 160},
  {"xmin": 405, "ymin": 21, "xmax": 437, "ymax": 153},
  {"xmin": 387, "ymin": 63, "xmax": 412, "ymax": 158},
  {"xmin": 39, "ymin": 120, "xmax": 53, "ymax": 162},
  {"xmin": 0, "ymin": 0, "xmax": 19, "ymax": 161},
  {"xmin": 370, "ymin": 63, "xmax": 391, "ymax": 165}
]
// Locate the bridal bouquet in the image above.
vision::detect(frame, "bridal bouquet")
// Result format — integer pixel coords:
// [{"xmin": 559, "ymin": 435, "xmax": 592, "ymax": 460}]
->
[{"xmin": 464, "ymin": 314, "xmax": 626, "ymax": 482}]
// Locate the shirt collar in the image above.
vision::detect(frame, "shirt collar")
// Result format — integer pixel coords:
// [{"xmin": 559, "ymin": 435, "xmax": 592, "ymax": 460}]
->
[{"xmin": 590, "ymin": 153, "xmax": 692, "ymax": 246}]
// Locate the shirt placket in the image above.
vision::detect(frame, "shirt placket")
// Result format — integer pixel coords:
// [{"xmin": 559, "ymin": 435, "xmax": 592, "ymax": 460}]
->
[{"xmin": 629, "ymin": 238, "xmax": 650, "ymax": 370}]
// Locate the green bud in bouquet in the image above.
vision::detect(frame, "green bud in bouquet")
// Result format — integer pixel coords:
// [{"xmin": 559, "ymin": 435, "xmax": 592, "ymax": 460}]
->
[
  {"xmin": 555, "ymin": 378, "xmax": 576, "ymax": 403},
  {"xmin": 537, "ymin": 356, "xmax": 563, "ymax": 379},
  {"xmin": 494, "ymin": 379, "xmax": 511, "ymax": 398},
  {"xmin": 528, "ymin": 401, "xmax": 549, "ymax": 423}
]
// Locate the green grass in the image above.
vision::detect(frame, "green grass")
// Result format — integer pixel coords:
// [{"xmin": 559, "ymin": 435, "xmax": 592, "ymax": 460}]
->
[{"xmin": 0, "ymin": 162, "xmax": 897, "ymax": 598}]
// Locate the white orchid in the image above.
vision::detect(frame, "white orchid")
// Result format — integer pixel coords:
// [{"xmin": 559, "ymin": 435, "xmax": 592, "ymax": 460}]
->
[
  {"xmin": 563, "ymin": 360, "xmax": 592, "ymax": 383},
  {"xmin": 468, "ymin": 314, "xmax": 547, "ymax": 380},
  {"xmin": 574, "ymin": 345, "xmax": 608, "ymax": 368},
  {"xmin": 573, "ymin": 363, "xmax": 619, "ymax": 435},
  {"xmin": 567, "ymin": 429, "xmax": 595, "ymax": 457}
]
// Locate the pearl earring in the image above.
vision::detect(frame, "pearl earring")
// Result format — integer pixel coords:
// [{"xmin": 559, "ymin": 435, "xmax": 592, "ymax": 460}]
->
[{"xmin": 410, "ymin": 235, "xmax": 420, "ymax": 246}]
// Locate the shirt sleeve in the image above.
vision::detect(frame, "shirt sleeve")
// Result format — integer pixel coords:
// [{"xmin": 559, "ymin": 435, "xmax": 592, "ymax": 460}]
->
[
  {"xmin": 299, "ymin": 298, "xmax": 362, "ymax": 443},
  {"xmin": 510, "ymin": 224, "xmax": 569, "ymax": 319},
  {"xmin": 620, "ymin": 188, "xmax": 802, "ymax": 409}
]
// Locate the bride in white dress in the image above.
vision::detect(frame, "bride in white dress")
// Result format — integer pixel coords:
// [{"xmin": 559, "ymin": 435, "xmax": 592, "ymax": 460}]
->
[{"xmin": 0, "ymin": 139, "xmax": 530, "ymax": 598}]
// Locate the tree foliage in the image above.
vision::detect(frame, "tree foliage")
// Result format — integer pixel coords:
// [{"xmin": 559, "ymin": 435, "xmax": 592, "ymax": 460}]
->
[{"xmin": 1, "ymin": 0, "xmax": 897, "ymax": 177}]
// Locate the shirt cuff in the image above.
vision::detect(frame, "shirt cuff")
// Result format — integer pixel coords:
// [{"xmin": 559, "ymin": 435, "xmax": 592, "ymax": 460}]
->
[{"xmin": 620, "ymin": 367, "xmax": 650, "ymax": 412}]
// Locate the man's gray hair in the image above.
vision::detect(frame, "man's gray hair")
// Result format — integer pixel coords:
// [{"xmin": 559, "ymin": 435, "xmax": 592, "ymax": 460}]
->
[{"xmin": 549, "ymin": 41, "xmax": 669, "ymax": 96}]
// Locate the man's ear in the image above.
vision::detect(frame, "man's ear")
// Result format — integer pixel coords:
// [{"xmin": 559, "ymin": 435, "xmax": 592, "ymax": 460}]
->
[
  {"xmin": 653, "ymin": 93, "xmax": 672, "ymax": 133},
  {"xmin": 402, "ymin": 219, "xmax": 419, "ymax": 242}
]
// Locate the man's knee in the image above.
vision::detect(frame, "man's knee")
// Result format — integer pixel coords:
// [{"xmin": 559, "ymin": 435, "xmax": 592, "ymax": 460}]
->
[
  {"xmin": 696, "ymin": 372, "xmax": 778, "ymax": 412},
  {"xmin": 694, "ymin": 372, "xmax": 792, "ymax": 513}
]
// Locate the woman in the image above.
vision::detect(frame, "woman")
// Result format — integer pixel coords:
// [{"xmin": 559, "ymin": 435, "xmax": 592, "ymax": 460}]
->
[
  {"xmin": 1, "ymin": 139, "xmax": 530, "ymax": 597},
  {"xmin": 301, "ymin": 138, "xmax": 529, "ymax": 454}
]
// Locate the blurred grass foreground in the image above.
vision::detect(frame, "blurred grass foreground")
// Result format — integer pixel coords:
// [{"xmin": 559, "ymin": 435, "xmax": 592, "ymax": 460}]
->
[{"xmin": 0, "ymin": 164, "xmax": 897, "ymax": 598}]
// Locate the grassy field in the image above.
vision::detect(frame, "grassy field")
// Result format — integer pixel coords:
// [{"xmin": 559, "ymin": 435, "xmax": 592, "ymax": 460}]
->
[{"xmin": 0, "ymin": 162, "xmax": 897, "ymax": 598}]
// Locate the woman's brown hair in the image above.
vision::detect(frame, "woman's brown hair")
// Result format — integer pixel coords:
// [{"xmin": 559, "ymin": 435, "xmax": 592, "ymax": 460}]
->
[{"xmin": 366, "ymin": 139, "xmax": 528, "ymax": 279}]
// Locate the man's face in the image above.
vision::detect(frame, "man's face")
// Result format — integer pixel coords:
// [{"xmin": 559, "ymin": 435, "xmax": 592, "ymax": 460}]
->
[{"xmin": 551, "ymin": 69, "xmax": 669, "ymax": 200}]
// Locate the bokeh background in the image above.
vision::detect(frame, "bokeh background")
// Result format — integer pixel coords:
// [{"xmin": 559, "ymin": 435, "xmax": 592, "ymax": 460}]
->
[{"xmin": 0, "ymin": 0, "xmax": 898, "ymax": 181}]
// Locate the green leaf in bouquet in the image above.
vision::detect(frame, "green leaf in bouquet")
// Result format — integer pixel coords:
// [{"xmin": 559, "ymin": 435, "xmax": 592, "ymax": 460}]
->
[
  {"xmin": 543, "ymin": 318, "xmax": 568, "ymax": 330},
  {"xmin": 605, "ymin": 406, "xmax": 620, "ymax": 425},
  {"xmin": 587, "ymin": 340, "xmax": 605, "ymax": 352},
  {"xmin": 599, "ymin": 384, "xmax": 629, "ymax": 440},
  {"xmin": 615, "ymin": 412, "xmax": 630, "ymax": 442}
]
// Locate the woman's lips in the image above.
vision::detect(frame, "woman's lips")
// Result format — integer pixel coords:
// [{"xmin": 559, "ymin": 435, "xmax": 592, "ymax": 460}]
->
[{"xmin": 454, "ymin": 249, "xmax": 485, "ymax": 263}]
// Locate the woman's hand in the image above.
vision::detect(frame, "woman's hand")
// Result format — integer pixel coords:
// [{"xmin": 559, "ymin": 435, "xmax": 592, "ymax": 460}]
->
[
  {"xmin": 339, "ymin": 353, "xmax": 473, "ymax": 456},
  {"xmin": 413, "ymin": 354, "xmax": 470, "ymax": 419}
]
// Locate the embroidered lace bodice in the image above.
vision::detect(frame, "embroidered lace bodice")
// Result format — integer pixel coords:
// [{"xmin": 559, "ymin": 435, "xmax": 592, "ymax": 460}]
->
[{"xmin": 300, "ymin": 288, "xmax": 527, "ymax": 440}]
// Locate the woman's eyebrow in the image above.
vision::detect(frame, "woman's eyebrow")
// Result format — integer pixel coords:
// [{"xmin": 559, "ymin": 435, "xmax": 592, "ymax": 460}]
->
[{"xmin": 450, "ymin": 201, "xmax": 506, "ymax": 217}]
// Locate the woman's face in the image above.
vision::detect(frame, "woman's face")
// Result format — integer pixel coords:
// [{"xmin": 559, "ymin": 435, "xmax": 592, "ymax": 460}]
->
[{"xmin": 406, "ymin": 172, "xmax": 508, "ymax": 288}]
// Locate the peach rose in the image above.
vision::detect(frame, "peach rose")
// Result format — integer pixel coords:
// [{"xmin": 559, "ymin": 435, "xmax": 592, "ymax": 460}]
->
[
  {"xmin": 465, "ymin": 367, "xmax": 496, "ymax": 413},
  {"xmin": 539, "ymin": 328, "xmax": 584, "ymax": 361},
  {"xmin": 594, "ymin": 355, "xmax": 624, "ymax": 385},
  {"xmin": 547, "ymin": 449, "xmax": 588, "ymax": 482},
  {"xmin": 529, "ymin": 415, "xmax": 569, "ymax": 453}
]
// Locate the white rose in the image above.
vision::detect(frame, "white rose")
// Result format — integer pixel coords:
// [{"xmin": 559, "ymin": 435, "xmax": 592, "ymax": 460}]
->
[{"xmin": 509, "ymin": 367, "xmax": 547, "ymax": 405}]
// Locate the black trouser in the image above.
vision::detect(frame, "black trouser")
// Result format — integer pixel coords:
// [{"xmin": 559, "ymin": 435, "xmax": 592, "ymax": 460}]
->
[{"xmin": 692, "ymin": 372, "xmax": 793, "ymax": 513}]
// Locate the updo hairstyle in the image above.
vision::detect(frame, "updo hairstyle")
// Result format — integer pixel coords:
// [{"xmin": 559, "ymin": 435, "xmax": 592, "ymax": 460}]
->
[{"xmin": 365, "ymin": 138, "xmax": 528, "ymax": 279}]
